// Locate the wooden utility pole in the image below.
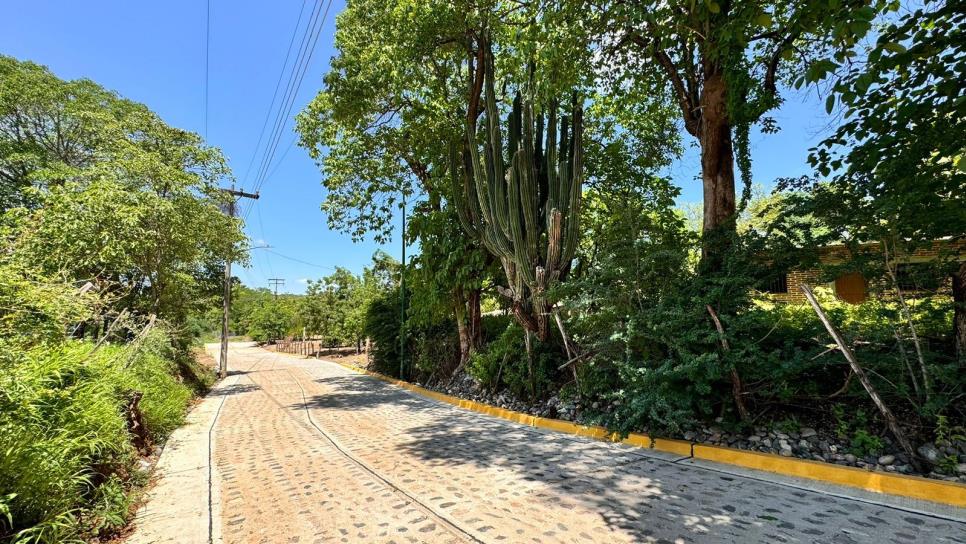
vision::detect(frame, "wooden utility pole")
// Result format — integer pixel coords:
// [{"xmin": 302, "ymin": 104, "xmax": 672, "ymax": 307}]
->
[
  {"xmin": 268, "ymin": 278, "xmax": 285, "ymax": 299},
  {"xmin": 220, "ymin": 186, "xmax": 259, "ymax": 379}
]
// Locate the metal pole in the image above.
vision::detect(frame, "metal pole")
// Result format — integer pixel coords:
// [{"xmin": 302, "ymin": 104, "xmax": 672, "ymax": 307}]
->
[{"xmin": 399, "ymin": 190, "xmax": 406, "ymax": 379}]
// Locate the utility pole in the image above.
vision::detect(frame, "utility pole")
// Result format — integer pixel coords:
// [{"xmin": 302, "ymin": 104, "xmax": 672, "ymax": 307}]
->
[
  {"xmin": 268, "ymin": 278, "xmax": 285, "ymax": 299},
  {"xmin": 220, "ymin": 186, "xmax": 259, "ymax": 379}
]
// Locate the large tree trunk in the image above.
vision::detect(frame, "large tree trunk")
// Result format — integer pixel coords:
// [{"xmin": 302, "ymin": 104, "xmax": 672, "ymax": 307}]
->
[
  {"xmin": 467, "ymin": 287, "xmax": 483, "ymax": 350},
  {"xmin": 953, "ymin": 261, "xmax": 966, "ymax": 361},
  {"xmin": 698, "ymin": 65, "xmax": 737, "ymax": 272},
  {"xmin": 454, "ymin": 287, "xmax": 472, "ymax": 367}
]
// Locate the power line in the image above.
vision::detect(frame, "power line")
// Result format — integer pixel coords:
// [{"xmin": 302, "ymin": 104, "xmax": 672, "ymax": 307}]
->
[
  {"xmin": 263, "ymin": 248, "xmax": 334, "ymax": 270},
  {"xmin": 251, "ymin": 0, "xmax": 328, "ymax": 191},
  {"xmin": 241, "ymin": 0, "xmax": 326, "ymax": 218},
  {"xmin": 244, "ymin": 0, "xmax": 335, "ymax": 219},
  {"xmin": 239, "ymin": 0, "xmax": 310, "ymax": 187}
]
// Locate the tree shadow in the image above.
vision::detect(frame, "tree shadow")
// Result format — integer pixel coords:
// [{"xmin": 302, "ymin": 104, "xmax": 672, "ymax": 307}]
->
[
  {"xmin": 209, "ymin": 383, "xmax": 260, "ymax": 397},
  {"xmin": 296, "ymin": 367, "xmax": 959, "ymax": 543},
  {"xmin": 343, "ymin": 376, "xmax": 950, "ymax": 543},
  {"xmin": 301, "ymin": 375, "xmax": 426, "ymax": 411}
]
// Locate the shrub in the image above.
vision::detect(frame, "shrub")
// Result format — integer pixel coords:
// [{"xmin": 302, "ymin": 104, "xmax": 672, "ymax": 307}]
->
[
  {"xmin": 364, "ymin": 289, "xmax": 404, "ymax": 377},
  {"xmin": 468, "ymin": 320, "xmax": 561, "ymax": 400},
  {"xmin": 0, "ymin": 329, "xmax": 197, "ymax": 542}
]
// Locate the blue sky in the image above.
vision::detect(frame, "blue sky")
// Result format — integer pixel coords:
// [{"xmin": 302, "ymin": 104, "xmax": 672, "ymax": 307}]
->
[{"xmin": 2, "ymin": 1, "xmax": 835, "ymax": 293}]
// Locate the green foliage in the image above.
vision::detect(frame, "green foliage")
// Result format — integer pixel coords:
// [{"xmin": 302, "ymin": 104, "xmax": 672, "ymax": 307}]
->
[
  {"xmin": 0, "ymin": 331, "xmax": 198, "ymax": 542},
  {"xmin": 300, "ymin": 268, "xmax": 363, "ymax": 346},
  {"xmin": 810, "ymin": 1, "xmax": 964, "ymax": 245},
  {"xmin": 364, "ymin": 288, "xmax": 404, "ymax": 377},
  {"xmin": 0, "ymin": 55, "xmax": 244, "ymax": 348},
  {"xmin": 467, "ymin": 319, "xmax": 560, "ymax": 400},
  {"xmin": 0, "ymin": 260, "xmax": 96, "ymax": 346},
  {"xmin": 850, "ymin": 429, "xmax": 884, "ymax": 458},
  {"xmin": 0, "ymin": 56, "xmax": 224, "ymax": 542},
  {"xmin": 245, "ymin": 300, "xmax": 294, "ymax": 343},
  {"xmin": 936, "ymin": 415, "xmax": 966, "ymax": 444}
]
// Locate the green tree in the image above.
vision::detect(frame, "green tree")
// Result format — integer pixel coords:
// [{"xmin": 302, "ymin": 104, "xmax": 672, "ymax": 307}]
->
[
  {"xmin": 0, "ymin": 56, "xmax": 244, "ymax": 342},
  {"xmin": 300, "ymin": 267, "xmax": 361, "ymax": 346},
  {"xmin": 808, "ymin": 0, "xmax": 966, "ymax": 357},
  {"xmin": 588, "ymin": 0, "xmax": 885, "ymax": 269},
  {"xmin": 245, "ymin": 301, "xmax": 294, "ymax": 343},
  {"xmin": 297, "ymin": 0, "xmax": 503, "ymax": 365}
]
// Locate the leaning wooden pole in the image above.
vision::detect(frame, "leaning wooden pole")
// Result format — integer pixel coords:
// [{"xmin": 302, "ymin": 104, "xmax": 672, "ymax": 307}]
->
[
  {"xmin": 706, "ymin": 305, "xmax": 750, "ymax": 421},
  {"xmin": 800, "ymin": 285, "xmax": 919, "ymax": 467}
]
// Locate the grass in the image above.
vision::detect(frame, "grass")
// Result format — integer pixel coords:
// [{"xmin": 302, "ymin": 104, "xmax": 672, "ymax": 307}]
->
[{"xmin": 0, "ymin": 330, "xmax": 213, "ymax": 543}]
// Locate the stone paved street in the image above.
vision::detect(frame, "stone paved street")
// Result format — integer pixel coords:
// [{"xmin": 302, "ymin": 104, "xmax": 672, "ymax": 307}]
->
[{"xmin": 132, "ymin": 343, "xmax": 966, "ymax": 544}]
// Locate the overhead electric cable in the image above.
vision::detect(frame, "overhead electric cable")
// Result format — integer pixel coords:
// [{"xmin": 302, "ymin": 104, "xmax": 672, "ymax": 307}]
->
[
  {"xmin": 262, "ymin": 248, "xmax": 334, "ymax": 270},
  {"xmin": 251, "ymin": 0, "xmax": 329, "ymax": 189},
  {"xmin": 244, "ymin": 0, "xmax": 335, "ymax": 219},
  {"xmin": 238, "ymin": 0, "xmax": 311, "ymax": 187}
]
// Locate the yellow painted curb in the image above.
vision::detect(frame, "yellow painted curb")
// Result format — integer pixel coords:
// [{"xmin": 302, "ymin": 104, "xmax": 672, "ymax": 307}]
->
[
  {"xmin": 323, "ymin": 357, "xmax": 966, "ymax": 508},
  {"xmin": 694, "ymin": 444, "xmax": 966, "ymax": 507}
]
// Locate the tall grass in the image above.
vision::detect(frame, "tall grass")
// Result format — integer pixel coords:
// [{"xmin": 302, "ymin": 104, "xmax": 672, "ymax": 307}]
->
[{"xmin": 0, "ymin": 329, "xmax": 201, "ymax": 543}]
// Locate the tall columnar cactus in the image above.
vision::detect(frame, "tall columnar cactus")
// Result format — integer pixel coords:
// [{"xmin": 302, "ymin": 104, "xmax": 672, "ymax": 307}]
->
[{"xmin": 450, "ymin": 48, "xmax": 583, "ymax": 341}]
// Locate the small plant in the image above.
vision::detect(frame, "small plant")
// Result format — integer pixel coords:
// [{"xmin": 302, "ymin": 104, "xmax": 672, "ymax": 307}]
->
[
  {"xmin": 776, "ymin": 415, "xmax": 801, "ymax": 434},
  {"xmin": 936, "ymin": 415, "xmax": 966, "ymax": 444},
  {"xmin": 850, "ymin": 429, "xmax": 884, "ymax": 457},
  {"xmin": 937, "ymin": 455, "xmax": 960, "ymax": 475},
  {"xmin": 832, "ymin": 404, "xmax": 850, "ymax": 440},
  {"xmin": 84, "ymin": 475, "xmax": 132, "ymax": 537}
]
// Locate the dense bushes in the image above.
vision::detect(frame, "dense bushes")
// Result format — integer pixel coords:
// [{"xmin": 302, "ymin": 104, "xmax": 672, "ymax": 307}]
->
[
  {"xmin": 0, "ymin": 256, "xmax": 212, "ymax": 542},
  {"xmin": 363, "ymin": 289, "xmax": 405, "ymax": 377},
  {"xmin": 467, "ymin": 318, "xmax": 562, "ymax": 400},
  {"xmin": 0, "ymin": 332, "xmax": 199, "ymax": 542},
  {"xmin": 363, "ymin": 287, "xmax": 461, "ymax": 381}
]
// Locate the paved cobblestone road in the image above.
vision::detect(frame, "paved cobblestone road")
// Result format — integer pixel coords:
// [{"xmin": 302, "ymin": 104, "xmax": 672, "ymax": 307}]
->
[{"xmin": 207, "ymin": 344, "xmax": 966, "ymax": 544}]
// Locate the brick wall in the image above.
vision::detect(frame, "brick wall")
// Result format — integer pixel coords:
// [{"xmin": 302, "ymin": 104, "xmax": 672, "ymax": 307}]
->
[{"xmin": 766, "ymin": 239, "xmax": 965, "ymax": 304}]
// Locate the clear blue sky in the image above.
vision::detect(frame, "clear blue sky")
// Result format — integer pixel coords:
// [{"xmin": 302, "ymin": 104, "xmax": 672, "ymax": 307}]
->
[{"xmin": 1, "ymin": 2, "xmax": 835, "ymax": 294}]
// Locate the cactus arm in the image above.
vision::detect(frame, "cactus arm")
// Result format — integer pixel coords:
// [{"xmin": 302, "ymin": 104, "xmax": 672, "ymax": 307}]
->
[
  {"xmin": 546, "ymin": 104, "xmax": 559, "ymax": 217},
  {"xmin": 449, "ymin": 144, "xmax": 478, "ymax": 238},
  {"xmin": 560, "ymin": 97, "xmax": 584, "ymax": 271},
  {"xmin": 483, "ymin": 43, "xmax": 509, "ymax": 237}
]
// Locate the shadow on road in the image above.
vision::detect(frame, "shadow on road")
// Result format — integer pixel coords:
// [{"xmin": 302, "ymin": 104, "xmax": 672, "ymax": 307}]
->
[
  {"xmin": 302, "ymin": 367, "xmax": 953, "ymax": 543},
  {"xmin": 210, "ymin": 383, "xmax": 260, "ymax": 397},
  {"xmin": 301, "ymin": 375, "xmax": 427, "ymax": 412}
]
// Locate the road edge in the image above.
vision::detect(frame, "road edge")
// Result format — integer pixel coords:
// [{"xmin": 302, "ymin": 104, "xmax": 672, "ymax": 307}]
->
[{"xmin": 125, "ymin": 372, "xmax": 238, "ymax": 544}]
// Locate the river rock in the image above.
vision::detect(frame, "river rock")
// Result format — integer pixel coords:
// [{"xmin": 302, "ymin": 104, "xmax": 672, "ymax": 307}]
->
[
  {"xmin": 877, "ymin": 454, "xmax": 895, "ymax": 465},
  {"xmin": 918, "ymin": 443, "xmax": 941, "ymax": 463}
]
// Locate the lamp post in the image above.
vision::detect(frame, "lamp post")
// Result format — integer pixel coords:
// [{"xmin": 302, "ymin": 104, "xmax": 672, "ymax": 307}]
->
[{"xmin": 399, "ymin": 190, "xmax": 407, "ymax": 380}]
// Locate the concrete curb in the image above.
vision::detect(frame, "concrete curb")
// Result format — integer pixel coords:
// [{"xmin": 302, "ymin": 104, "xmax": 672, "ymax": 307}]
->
[
  {"xmin": 322, "ymin": 357, "xmax": 966, "ymax": 509},
  {"xmin": 126, "ymin": 373, "xmax": 238, "ymax": 544}
]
